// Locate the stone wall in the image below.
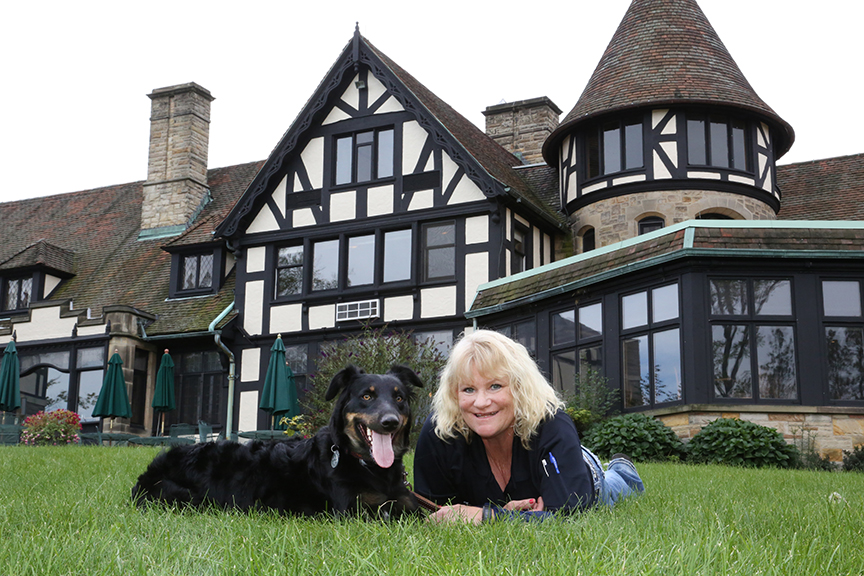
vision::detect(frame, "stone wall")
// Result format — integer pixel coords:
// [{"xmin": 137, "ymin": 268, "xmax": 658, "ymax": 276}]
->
[
  {"xmin": 571, "ymin": 189, "xmax": 777, "ymax": 251},
  {"xmin": 656, "ymin": 408, "xmax": 864, "ymax": 464},
  {"xmin": 483, "ymin": 97, "xmax": 561, "ymax": 165}
]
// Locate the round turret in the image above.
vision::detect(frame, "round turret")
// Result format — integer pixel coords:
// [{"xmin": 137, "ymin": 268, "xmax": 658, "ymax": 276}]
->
[{"xmin": 543, "ymin": 0, "xmax": 795, "ymax": 251}]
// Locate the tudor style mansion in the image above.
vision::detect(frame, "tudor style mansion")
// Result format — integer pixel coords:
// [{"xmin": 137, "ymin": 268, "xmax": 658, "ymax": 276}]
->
[{"xmin": 3, "ymin": 0, "xmax": 863, "ymax": 460}]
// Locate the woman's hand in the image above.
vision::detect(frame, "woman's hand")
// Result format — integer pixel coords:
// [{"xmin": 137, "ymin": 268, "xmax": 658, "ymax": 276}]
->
[
  {"xmin": 504, "ymin": 496, "xmax": 544, "ymax": 512},
  {"xmin": 428, "ymin": 504, "xmax": 483, "ymax": 525}
]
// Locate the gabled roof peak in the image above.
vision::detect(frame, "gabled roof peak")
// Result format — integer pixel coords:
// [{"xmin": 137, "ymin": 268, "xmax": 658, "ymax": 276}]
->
[{"xmin": 544, "ymin": 0, "xmax": 794, "ymax": 163}]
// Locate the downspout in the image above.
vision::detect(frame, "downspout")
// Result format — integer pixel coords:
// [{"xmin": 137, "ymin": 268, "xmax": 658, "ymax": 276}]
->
[{"xmin": 209, "ymin": 302, "xmax": 236, "ymax": 440}]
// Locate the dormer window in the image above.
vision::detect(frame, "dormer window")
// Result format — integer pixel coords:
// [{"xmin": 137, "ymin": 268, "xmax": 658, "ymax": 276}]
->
[
  {"xmin": 687, "ymin": 114, "xmax": 751, "ymax": 172},
  {"xmin": 334, "ymin": 127, "xmax": 394, "ymax": 186},
  {"xmin": 586, "ymin": 118, "xmax": 643, "ymax": 179},
  {"xmin": 182, "ymin": 253, "xmax": 213, "ymax": 291},
  {"xmin": 169, "ymin": 247, "xmax": 222, "ymax": 298},
  {"xmin": 3, "ymin": 276, "xmax": 32, "ymax": 311}
]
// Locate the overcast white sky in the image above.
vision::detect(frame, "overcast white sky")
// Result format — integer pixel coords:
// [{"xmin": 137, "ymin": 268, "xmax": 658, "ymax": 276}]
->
[{"xmin": 2, "ymin": 0, "xmax": 861, "ymax": 203}]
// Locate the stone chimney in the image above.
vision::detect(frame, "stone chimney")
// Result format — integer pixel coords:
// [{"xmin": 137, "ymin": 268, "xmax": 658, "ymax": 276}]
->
[
  {"xmin": 483, "ymin": 97, "xmax": 561, "ymax": 165},
  {"xmin": 141, "ymin": 83, "xmax": 214, "ymax": 235}
]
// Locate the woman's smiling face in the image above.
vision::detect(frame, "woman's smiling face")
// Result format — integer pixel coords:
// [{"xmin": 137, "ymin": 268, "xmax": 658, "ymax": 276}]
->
[{"xmin": 457, "ymin": 366, "xmax": 515, "ymax": 441}]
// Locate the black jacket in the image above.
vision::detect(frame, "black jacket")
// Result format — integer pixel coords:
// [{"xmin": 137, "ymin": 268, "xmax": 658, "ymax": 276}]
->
[{"xmin": 414, "ymin": 410, "xmax": 594, "ymax": 518}]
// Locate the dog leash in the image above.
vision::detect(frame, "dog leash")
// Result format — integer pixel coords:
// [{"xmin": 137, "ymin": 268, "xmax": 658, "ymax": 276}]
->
[
  {"xmin": 401, "ymin": 470, "xmax": 441, "ymax": 512},
  {"xmin": 411, "ymin": 490, "xmax": 442, "ymax": 512}
]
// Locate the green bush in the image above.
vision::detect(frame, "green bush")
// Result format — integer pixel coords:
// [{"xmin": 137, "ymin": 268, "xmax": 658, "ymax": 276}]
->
[
  {"xmin": 564, "ymin": 368, "xmax": 618, "ymax": 434},
  {"xmin": 582, "ymin": 413, "xmax": 686, "ymax": 462},
  {"xmin": 302, "ymin": 324, "xmax": 447, "ymax": 446},
  {"xmin": 688, "ymin": 418, "xmax": 798, "ymax": 468},
  {"xmin": 842, "ymin": 445, "xmax": 864, "ymax": 472}
]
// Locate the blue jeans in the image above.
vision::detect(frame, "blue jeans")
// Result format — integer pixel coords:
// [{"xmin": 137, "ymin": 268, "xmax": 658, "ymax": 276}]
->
[{"xmin": 582, "ymin": 447, "xmax": 645, "ymax": 507}]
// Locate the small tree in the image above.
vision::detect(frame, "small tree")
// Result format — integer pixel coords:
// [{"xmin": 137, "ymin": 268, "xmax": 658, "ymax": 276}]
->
[
  {"xmin": 301, "ymin": 325, "xmax": 447, "ymax": 446},
  {"xmin": 564, "ymin": 368, "xmax": 618, "ymax": 434}
]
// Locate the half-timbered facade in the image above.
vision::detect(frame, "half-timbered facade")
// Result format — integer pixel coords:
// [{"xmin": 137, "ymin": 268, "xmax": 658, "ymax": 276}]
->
[{"xmin": 214, "ymin": 29, "xmax": 566, "ymax": 431}]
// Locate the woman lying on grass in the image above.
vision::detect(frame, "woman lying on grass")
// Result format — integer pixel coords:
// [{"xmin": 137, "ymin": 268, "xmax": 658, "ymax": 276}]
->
[{"xmin": 414, "ymin": 330, "xmax": 644, "ymax": 523}]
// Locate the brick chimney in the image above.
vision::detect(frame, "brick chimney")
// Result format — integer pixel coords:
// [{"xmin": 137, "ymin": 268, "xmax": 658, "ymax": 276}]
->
[
  {"xmin": 483, "ymin": 97, "xmax": 561, "ymax": 165},
  {"xmin": 140, "ymin": 83, "xmax": 214, "ymax": 235}
]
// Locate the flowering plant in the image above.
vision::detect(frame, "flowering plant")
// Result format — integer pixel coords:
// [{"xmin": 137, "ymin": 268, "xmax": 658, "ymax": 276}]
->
[
  {"xmin": 278, "ymin": 414, "xmax": 312, "ymax": 438},
  {"xmin": 21, "ymin": 409, "xmax": 82, "ymax": 446}
]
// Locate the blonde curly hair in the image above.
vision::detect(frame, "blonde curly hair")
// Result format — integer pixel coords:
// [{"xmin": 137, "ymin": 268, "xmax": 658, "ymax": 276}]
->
[{"xmin": 432, "ymin": 329, "xmax": 563, "ymax": 449}]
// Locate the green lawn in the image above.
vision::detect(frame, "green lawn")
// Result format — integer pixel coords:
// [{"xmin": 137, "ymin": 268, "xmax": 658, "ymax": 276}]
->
[{"xmin": 1, "ymin": 446, "xmax": 863, "ymax": 575}]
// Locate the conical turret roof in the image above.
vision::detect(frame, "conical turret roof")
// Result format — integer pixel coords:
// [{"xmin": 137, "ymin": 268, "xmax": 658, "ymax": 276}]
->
[{"xmin": 543, "ymin": 0, "xmax": 794, "ymax": 164}]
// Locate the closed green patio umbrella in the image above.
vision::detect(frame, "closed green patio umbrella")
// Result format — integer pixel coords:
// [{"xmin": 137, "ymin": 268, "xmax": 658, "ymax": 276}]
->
[
  {"xmin": 0, "ymin": 340, "xmax": 21, "ymax": 424},
  {"xmin": 152, "ymin": 349, "xmax": 176, "ymax": 436},
  {"xmin": 259, "ymin": 335, "xmax": 299, "ymax": 429},
  {"xmin": 92, "ymin": 350, "xmax": 132, "ymax": 431}
]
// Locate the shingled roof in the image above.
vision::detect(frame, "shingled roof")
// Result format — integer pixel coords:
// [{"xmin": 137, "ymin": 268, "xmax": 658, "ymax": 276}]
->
[
  {"xmin": 0, "ymin": 161, "xmax": 262, "ymax": 336},
  {"xmin": 543, "ymin": 0, "xmax": 794, "ymax": 165},
  {"xmin": 0, "ymin": 240, "xmax": 75, "ymax": 275},
  {"xmin": 777, "ymin": 153, "xmax": 864, "ymax": 221},
  {"xmin": 468, "ymin": 222, "xmax": 864, "ymax": 316}
]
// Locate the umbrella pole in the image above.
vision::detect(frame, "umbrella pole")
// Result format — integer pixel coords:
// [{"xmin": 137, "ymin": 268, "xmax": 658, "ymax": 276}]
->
[{"xmin": 160, "ymin": 413, "xmax": 165, "ymax": 436}]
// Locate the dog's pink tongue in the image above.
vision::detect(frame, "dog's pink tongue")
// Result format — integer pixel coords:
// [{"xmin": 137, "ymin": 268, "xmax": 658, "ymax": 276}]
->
[{"xmin": 370, "ymin": 430, "xmax": 395, "ymax": 468}]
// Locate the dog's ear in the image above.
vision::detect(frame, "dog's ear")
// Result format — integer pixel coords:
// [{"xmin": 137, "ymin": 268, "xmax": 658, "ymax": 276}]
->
[
  {"xmin": 387, "ymin": 365, "xmax": 423, "ymax": 389},
  {"xmin": 325, "ymin": 365, "xmax": 364, "ymax": 401}
]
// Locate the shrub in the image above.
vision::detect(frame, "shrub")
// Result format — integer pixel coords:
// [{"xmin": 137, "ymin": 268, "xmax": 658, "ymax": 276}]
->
[
  {"xmin": 564, "ymin": 368, "xmax": 618, "ymax": 434},
  {"xmin": 582, "ymin": 413, "xmax": 686, "ymax": 462},
  {"xmin": 21, "ymin": 409, "xmax": 82, "ymax": 446},
  {"xmin": 688, "ymin": 418, "xmax": 798, "ymax": 468},
  {"xmin": 843, "ymin": 445, "xmax": 864, "ymax": 472},
  {"xmin": 302, "ymin": 324, "xmax": 447, "ymax": 446}
]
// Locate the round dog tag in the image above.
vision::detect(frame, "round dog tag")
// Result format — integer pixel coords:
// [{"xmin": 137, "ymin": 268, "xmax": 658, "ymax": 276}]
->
[{"xmin": 330, "ymin": 446, "xmax": 340, "ymax": 468}]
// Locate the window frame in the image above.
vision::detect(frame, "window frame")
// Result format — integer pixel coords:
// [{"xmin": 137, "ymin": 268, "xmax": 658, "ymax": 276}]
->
[
  {"xmin": 686, "ymin": 113, "xmax": 753, "ymax": 173},
  {"xmin": 2, "ymin": 274, "xmax": 33, "ymax": 312},
  {"xmin": 708, "ymin": 277, "xmax": 799, "ymax": 403},
  {"xmin": 581, "ymin": 228, "xmax": 596, "ymax": 253},
  {"xmin": 180, "ymin": 253, "xmax": 214, "ymax": 292},
  {"xmin": 170, "ymin": 248, "xmax": 221, "ymax": 298},
  {"xmin": 333, "ymin": 126, "xmax": 396, "ymax": 187},
  {"xmin": 421, "ymin": 220, "xmax": 456, "ymax": 283},
  {"xmin": 585, "ymin": 116, "xmax": 644, "ymax": 180},
  {"xmin": 820, "ymin": 279, "xmax": 864, "ymax": 403},
  {"xmin": 549, "ymin": 301, "xmax": 604, "ymax": 396},
  {"xmin": 620, "ymin": 283, "xmax": 683, "ymax": 409},
  {"xmin": 162, "ymin": 350, "xmax": 225, "ymax": 432},
  {"xmin": 16, "ymin": 341, "xmax": 108, "ymax": 422},
  {"xmin": 273, "ymin": 227, "xmax": 414, "ymax": 301},
  {"xmin": 512, "ymin": 224, "xmax": 528, "ymax": 274},
  {"xmin": 275, "ymin": 244, "xmax": 305, "ymax": 298},
  {"xmin": 638, "ymin": 216, "xmax": 665, "ymax": 235}
]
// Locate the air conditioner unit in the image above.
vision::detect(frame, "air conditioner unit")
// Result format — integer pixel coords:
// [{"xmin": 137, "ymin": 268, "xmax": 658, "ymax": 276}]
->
[{"xmin": 336, "ymin": 299, "xmax": 380, "ymax": 322}]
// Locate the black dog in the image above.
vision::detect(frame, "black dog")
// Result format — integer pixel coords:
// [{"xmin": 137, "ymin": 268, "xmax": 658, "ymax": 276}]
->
[{"xmin": 132, "ymin": 365, "xmax": 422, "ymax": 518}]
